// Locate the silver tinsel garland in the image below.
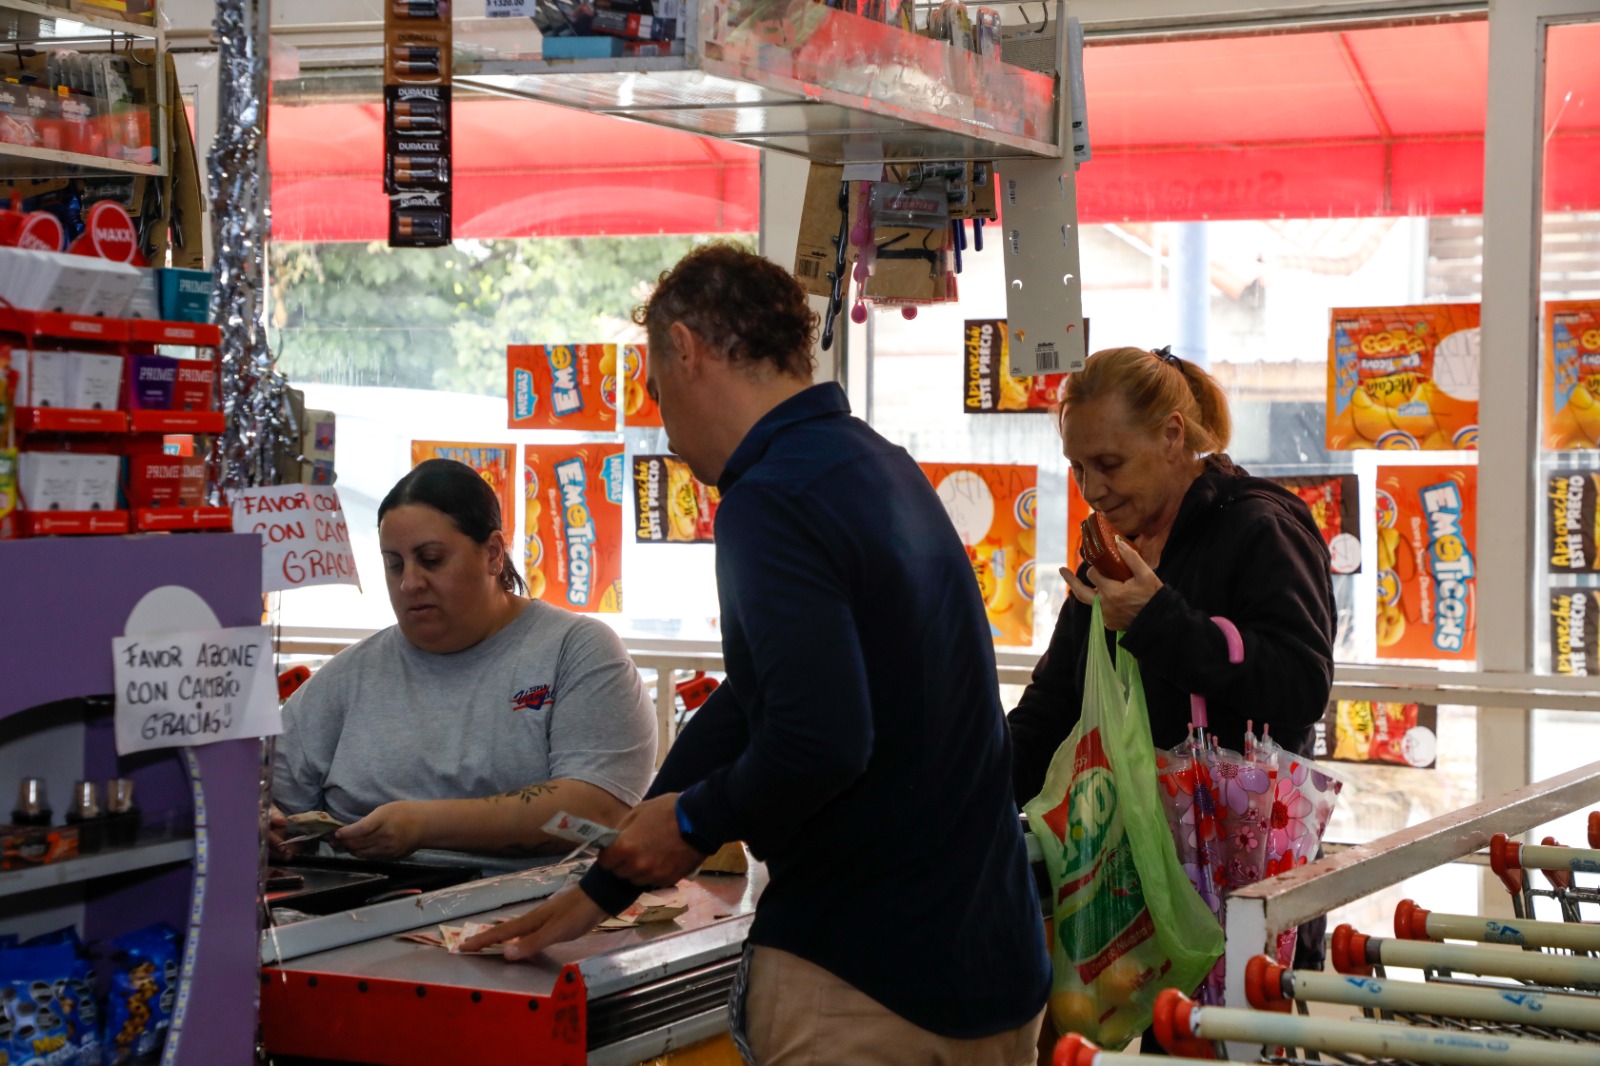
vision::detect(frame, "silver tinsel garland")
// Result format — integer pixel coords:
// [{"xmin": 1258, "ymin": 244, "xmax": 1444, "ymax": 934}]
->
[
  {"xmin": 203, "ymin": 5, "xmax": 291, "ymax": 1063},
  {"xmin": 208, "ymin": 0, "xmax": 297, "ymax": 496}
]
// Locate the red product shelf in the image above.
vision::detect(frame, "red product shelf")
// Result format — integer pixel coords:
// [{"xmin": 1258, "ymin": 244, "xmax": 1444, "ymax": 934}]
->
[
  {"xmin": 21, "ymin": 510, "xmax": 131, "ymax": 536},
  {"xmin": 133, "ymin": 506, "xmax": 234, "ymax": 532},
  {"xmin": 129, "ymin": 409, "xmax": 225, "ymax": 434},
  {"xmin": 17, "ymin": 407, "xmax": 130, "ymax": 434},
  {"xmin": 0, "ymin": 309, "xmax": 131, "ymax": 343},
  {"xmin": 0, "ymin": 308, "xmax": 215, "ymax": 346},
  {"xmin": 128, "ymin": 320, "xmax": 221, "ymax": 347}
]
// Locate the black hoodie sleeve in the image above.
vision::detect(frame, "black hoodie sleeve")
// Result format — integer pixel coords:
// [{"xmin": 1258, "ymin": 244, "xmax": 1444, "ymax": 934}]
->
[
  {"xmin": 1008, "ymin": 574, "xmax": 1092, "ymax": 805},
  {"xmin": 1120, "ymin": 503, "xmax": 1334, "ymax": 740}
]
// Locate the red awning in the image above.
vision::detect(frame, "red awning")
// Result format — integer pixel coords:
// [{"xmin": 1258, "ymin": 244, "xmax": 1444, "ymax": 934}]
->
[
  {"xmin": 268, "ymin": 97, "xmax": 759, "ymax": 241},
  {"xmin": 266, "ymin": 19, "xmax": 1600, "ymax": 241},
  {"xmin": 1077, "ymin": 19, "xmax": 1600, "ymax": 222}
]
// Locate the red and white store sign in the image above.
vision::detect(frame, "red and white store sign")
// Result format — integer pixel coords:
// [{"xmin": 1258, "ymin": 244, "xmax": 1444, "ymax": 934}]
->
[
  {"xmin": 70, "ymin": 201, "xmax": 141, "ymax": 263},
  {"xmin": 16, "ymin": 212, "xmax": 64, "ymax": 252},
  {"xmin": 0, "ymin": 210, "xmax": 65, "ymax": 252}
]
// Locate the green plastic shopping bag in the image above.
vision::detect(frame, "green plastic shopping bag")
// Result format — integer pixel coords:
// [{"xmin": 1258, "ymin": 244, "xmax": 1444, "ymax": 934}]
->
[{"xmin": 1023, "ymin": 598, "xmax": 1223, "ymax": 1048}]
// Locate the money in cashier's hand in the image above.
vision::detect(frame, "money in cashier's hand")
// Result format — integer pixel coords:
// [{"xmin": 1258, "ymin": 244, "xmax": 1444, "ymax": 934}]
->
[{"xmin": 285, "ymin": 810, "xmax": 346, "ymax": 839}]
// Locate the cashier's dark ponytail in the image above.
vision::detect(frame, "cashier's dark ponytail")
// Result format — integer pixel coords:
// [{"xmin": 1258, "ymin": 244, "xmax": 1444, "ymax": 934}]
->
[
  {"xmin": 379, "ymin": 459, "xmax": 528, "ymax": 595},
  {"xmin": 1060, "ymin": 345, "xmax": 1233, "ymax": 456}
]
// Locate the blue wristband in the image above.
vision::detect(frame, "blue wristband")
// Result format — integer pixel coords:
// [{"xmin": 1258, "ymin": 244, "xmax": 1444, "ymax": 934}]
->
[{"xmin": 674, "ymin": 798, "xmax": 717, "ymax": 855}]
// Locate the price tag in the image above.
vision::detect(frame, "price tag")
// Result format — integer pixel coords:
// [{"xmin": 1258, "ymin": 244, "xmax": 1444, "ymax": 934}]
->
[
  {"xmin": 231, "ymin": 485, "xmax": 361, "ymax": 593},
  {"xmin": 484, "ymin": 0, "xmax": 533, "ymax": 17},
  {"xmin": 113, "ymin": 625, "xmax": 281, "ymax": 755}
]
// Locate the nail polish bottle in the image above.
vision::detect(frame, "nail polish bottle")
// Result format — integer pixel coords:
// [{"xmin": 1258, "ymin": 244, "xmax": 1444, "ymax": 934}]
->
[
  {"xmin": 105, "ymin": 778, "xmax": 141, "ymax": 848},
  {"xmin": 65, "ymin": 780, "xmax": 104, "ymax": 854},
  {"xmin": 11, "ymin": 777, "xmax": 51, "ymax": 827}
]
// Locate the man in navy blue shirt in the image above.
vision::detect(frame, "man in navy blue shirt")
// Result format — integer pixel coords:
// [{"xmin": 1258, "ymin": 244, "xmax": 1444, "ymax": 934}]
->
[{"xmin": 468, "ymin": 244, "xmax": 1049, "ymax": 1063}]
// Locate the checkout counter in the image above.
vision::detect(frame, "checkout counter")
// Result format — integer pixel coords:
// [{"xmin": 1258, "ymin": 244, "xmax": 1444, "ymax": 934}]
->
[
  {"xmin": 259, "ymin": 855, "xmax": 762, "ymax": 1066},
  {"xmin": 259, "ymin": 825, "xmax": 1045, "ymax": 1065}
]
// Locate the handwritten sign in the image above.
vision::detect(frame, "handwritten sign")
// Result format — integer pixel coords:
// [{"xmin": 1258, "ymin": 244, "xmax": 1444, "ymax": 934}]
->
[
  {"xmin": 230, "ymin": 485, "xmax": 361, "ymax": 594},
  {"xmin": 112, "ymin": 625, "xmax": 281, "ymax": 755}
]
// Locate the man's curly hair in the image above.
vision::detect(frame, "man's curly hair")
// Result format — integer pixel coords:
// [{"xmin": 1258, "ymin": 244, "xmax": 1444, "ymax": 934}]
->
[{"xmin": 633, "ymin": 242, "xmax": 819, "ymax": 378}]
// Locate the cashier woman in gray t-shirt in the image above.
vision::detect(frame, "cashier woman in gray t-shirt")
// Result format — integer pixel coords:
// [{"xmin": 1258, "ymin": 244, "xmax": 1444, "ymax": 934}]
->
[{"xmin": 269, "ymin": 458, "xmax": 657, "ymax": 863}]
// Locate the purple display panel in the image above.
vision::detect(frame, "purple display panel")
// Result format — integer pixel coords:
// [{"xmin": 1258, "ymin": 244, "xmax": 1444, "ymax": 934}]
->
[{"xmin": 0, "ymin": 534, "xmax": 263, "ymax": 1066}]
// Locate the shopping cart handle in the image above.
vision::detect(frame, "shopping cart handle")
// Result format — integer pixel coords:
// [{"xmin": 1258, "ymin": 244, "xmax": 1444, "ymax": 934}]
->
[
  {"xmin": 1244, "ymin": 954, "xmax": 1292, "ymax": 1013},
  {"xmin": 1151, "ymin": 988, "xmax": 1214, "ymax": 1059},
  {"xmin": 1539, "ymin": 836, "xmax": 1572, "ymax": 890},
  {"xmin": 1330, "ymin": 923, "xmax": 1374, "ymax": 976},
  {"xmin": 1393, "ymin": 898, "xmax": 1431, "ymax": 941},
  {"xmin": 1054, "ymin": 1033, "xmax": 1101, "ymax": 1066},
  {"xmin": 1488, "ymin": 833, "xmax": 1525, "ymax": 895}
]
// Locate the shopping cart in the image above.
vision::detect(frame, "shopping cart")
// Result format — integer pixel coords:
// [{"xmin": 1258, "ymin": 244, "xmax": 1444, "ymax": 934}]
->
[
  {"xmin": 1247, "ymin": 951, "xmax": 1600, "ymax": 1042},
  {"xmin": 1138, "ymin": 987, "xmax": 1600, "ymax": 1064},
  {"xmin": 1489, "ymin": 824, "xmax": 1600, "ymax": 924},
  {"xmin": 1330, "ymin": 920, "xmax": 1600, "ymax": 991},
  {"xmin": 1057, "ymin": 907, "xmax": 1600, "ymax": 1063},
  {"xmin": 1053, "ymin": 1031, "xmax": 1215, "ymax": 1066},
  {"xmin": 1391, "ymin": 898, "xmax": 1600, "ymax": 956}
]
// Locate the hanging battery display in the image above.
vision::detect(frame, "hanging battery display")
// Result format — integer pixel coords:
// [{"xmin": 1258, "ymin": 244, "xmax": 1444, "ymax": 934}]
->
[{"xmin": 384, "ymin": 0, "xmax": 451, "ymax": 245}]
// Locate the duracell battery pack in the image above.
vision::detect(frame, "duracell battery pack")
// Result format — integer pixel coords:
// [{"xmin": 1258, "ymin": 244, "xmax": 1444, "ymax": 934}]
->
[
  {"xmin": 385, "ymin": 86, "xmax": 451, "ymax": 195},
  {"xmin": 392, "ymin": 100, "xmax": 443, "ymax": 131},
  {"xmin": 385, "ymin": 33, "xmax": 450, "ymax": 83},
  {"xmin": 393, "ymin": 48, "xmax": 440, "ymax": 76},
  {"xmin": 389, "ymin": 192, "xmax": 451, "ymax": 248},
  {"xmin": 391, "ymin": 152, "xmax": 448, "ymax": 188},
  {"xmin": 392, "ymin": 0, "xmax": 446, "ymax": 19},
  {"xmin": 386, "ymin": 0, "xmax": 450, "ymax": 228}
]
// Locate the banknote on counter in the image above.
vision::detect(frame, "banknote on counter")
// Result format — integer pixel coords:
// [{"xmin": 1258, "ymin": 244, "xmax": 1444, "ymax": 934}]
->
[{"xmin": 595, "ymin": 892, "xmax": 689, "ymax": 931}]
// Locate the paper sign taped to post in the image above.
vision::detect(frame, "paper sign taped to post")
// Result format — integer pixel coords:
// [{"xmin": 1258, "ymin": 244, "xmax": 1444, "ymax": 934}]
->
[
  {"xmin": 113, "ymin": 625, "xmax": 281, "ymax": 755},
  {"xmin": 230, "ymin": 485, "xmax": 361, "ymax": 593}
]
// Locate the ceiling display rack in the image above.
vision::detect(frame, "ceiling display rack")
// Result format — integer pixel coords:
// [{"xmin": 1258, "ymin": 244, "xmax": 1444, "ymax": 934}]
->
[{"xmin": 454, "ymin": 0, "xmax": 1072, "ymax": 165}]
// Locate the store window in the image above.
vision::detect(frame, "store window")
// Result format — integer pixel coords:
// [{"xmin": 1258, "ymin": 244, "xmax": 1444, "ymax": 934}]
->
[
  {"xmin": 868, "ymin": 16, "xmax": 1498, "ymax": 850},
  {"xmin": 872, "ymin": 17, "xmax": 1494, "ymax": 661},
  {"xmin": 265, "ymin": 88, "xmax": 758, "ymax": 641},
  {"xmin": 1530, "ymin": 18, "xmax": 1600, "ymax": 876}
]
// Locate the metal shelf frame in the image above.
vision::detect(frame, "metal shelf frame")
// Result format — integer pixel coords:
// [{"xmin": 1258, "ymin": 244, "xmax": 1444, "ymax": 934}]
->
[
  {"xmin": 454, "ymin": 0, "xmax": 1069, "ymax": 165},
  {"xmin": 0, "ymin": 837, "xmax": 196, "ymax": 898},
  {"xmin": 0, "ymin": 0, "xmax": 167, "ymax": 179},
  {"xmin": 0, "ymin": 0, "xmax": 157, "ymax": 40}
]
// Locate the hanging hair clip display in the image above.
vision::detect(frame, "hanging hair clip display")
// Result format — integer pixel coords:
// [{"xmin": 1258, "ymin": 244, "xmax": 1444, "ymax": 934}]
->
[
  {"xmin": 819, "ymin": 178, "xmax": 850, "ymax": 352},
  {"xmin": 794, "ymin": 159, "xmax": 996, "ymax": 329},
  {"xmin": 849, "ymin": 181, "xmax": 873, "ymax": 325}
]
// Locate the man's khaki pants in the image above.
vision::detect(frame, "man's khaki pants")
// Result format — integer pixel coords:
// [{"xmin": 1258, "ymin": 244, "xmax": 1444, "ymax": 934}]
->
[{"xmin": 742, "ymin": 946, "xmax": 1045, "ymax": 1065}]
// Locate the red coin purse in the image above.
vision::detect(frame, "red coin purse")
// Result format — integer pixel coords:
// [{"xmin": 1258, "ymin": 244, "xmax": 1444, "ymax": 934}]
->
[{"xmin": 1080, "ymin": 511, "xmax": 1134, "ymax": 582}]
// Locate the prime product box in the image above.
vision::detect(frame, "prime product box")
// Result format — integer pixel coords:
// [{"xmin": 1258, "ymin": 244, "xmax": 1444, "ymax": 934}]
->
[{"xmin": 157, "ymin": 267, "xmax": 212, "ymax": 323}]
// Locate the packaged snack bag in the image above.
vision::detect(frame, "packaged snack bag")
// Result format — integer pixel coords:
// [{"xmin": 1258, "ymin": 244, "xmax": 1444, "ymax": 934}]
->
[
  {"xmin": 1024, "ymin": 599, "xmax": 1222, "ymax": 1048},
  {"xmin": 0, "ymin": 936, "xmax": 78, "ymax": 1065},
  {"xmin": 1326, "ymin": 304, "xmax": 1479, "ymax": 450},
  {"xmin": 105, "ymin": 924, "xmax": 180, "ymax": 1065},
  {"xmin": 21, "ymin": 926, "xmax": 100, "ymax": 1065}
]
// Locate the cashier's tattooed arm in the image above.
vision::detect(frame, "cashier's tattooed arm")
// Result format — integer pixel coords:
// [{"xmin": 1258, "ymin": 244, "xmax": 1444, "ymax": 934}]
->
[
  {"xmin": 495, "ymin": 783, "xmax": 557, "ymax": 805},
  {"xmin": 333, "ymin": 778, "xmax": 630, "ymax": 861}
]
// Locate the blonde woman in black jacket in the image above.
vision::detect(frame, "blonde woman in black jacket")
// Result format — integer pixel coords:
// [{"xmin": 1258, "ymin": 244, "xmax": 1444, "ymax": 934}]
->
[
  {"xmin": 1009, "ymin": 347, "xmax": 1336, "ymax": 1055},
  {"xmin": 1011, "ymin": 346, "xmax": 1335, "ymax": 799}
]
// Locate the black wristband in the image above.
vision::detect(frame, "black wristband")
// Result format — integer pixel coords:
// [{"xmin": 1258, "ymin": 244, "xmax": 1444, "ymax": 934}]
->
[{"xmin": 675, "ymin": 801, "xmax": 717, "ymax": 855}]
